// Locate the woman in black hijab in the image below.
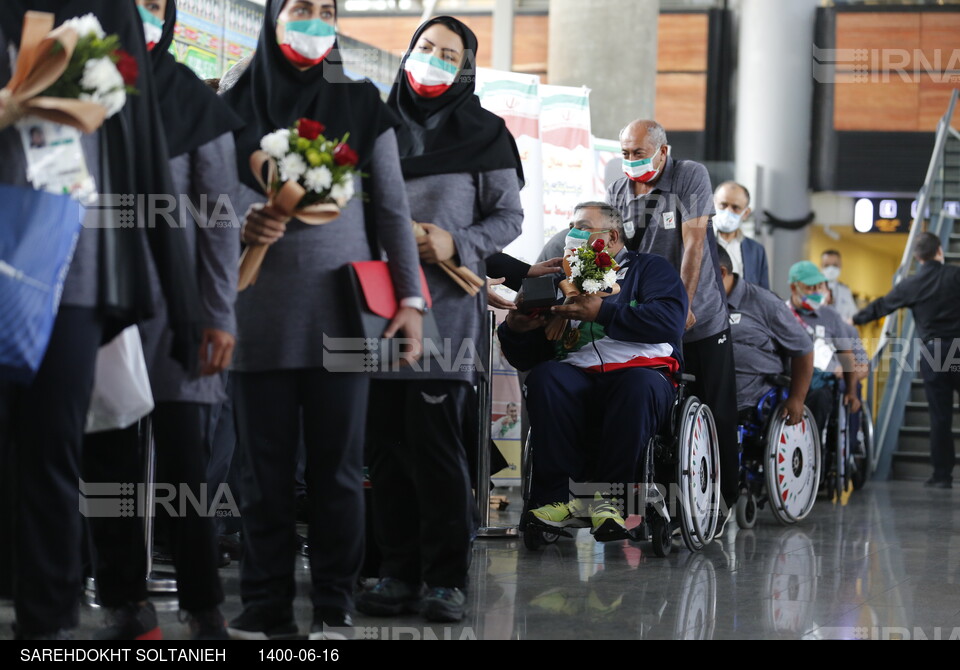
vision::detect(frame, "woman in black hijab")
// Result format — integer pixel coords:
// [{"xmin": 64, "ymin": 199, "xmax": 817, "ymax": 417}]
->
[
  {"xmin": 222, "ymin": 0, "xmax": 424, "ymax": 641},
  {"xmin": 82, "ymin": 0, "xmax": 245, "ymax": 641},
  {"xmin": 0, "ymin": 0, "xmax": 201, "ymax": 640},
  {"xmin": 358, "ymin": 16, "xmax": 523, "ymax": 624}
]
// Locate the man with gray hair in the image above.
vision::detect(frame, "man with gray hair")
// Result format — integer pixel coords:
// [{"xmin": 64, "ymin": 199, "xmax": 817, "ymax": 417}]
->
[{"xmin": 607, "ymin": 119, "xmax": 738, "ymax": 536}]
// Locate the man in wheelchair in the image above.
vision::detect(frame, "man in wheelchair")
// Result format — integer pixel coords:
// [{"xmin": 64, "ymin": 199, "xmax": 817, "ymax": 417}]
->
[
  {"xmin": 785, "ymin": 261, "xmax": 862, "ymax": 431},
  {"xmin": 497, "ymin": 202, "xmax": 687, "ymax": 542},
  {"xmin": 717, "ymin": 248, "xmax": 814, "ymax": 426}
]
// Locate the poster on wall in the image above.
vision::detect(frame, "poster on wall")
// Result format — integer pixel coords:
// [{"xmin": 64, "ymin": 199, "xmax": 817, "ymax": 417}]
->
[
  {"xmin": 173, "ymin": 0, "xmax": 263, "ymax": 79},
  {"xmin": 490, "ymin": 310, "xmax": 522, "ymax": 488},
  {"xmin": 475, "ymin": 68, "xmax": 544, "ymax": 264},
  {"xmin": 538, "ymin": 84, "xmax": 594, "ymax": 246}
]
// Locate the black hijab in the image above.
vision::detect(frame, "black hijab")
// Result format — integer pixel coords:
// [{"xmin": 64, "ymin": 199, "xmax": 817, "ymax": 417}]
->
[
  {"xmin": 224, "ymin": 0, "xmax": 398, "ymax": 193},
  {"xmin": 150, "ymin": 0, "xmax": 244, "ymax": 158},
  {"xmin": 387, "ymin": 16, "xmax": 523, "ymax": 186},
  {"xmin": 0, "ymin": 0, "xmax": 202, "ymax": 370}
]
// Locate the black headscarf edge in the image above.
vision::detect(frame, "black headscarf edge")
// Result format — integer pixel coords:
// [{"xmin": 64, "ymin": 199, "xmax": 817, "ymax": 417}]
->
[
  {"xmin": 387, "ymin": 15, "xmax": 524, "ymax": 187},
  {"xmin": 151, "ymin": 0, "xmax": 244, "ymax": 158}
]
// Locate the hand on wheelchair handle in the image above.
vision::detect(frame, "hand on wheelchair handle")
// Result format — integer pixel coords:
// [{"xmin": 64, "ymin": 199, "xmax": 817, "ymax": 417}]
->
[
  {"xmin": 781, "ymin": 396, "xmax": 805, "ymax": 426},
  {"xmin": 844, "ymin": 391, "xmax": 862, "ymax": 414}
]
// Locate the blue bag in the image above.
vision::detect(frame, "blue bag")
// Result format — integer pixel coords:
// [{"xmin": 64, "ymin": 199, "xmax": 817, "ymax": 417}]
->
[{"xmin": 0, "ymin": 183, "xmax": 83, "ymax": 383}]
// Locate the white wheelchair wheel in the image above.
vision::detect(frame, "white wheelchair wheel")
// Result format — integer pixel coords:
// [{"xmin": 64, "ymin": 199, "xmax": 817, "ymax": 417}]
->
[
  {"xmin": 675, "ymin": 553, "xmax": 717, "ymax": 640},
  {"xmin": 765, "ymin": 404, "xmax": 821, "ymax": 524},
  {"xmin": 677, "ymin": 397, "xmax": 720, "ymax": 552},
  {"xmin": 763, "ymin": 529, "xmax": 818, "ymax": 635}
]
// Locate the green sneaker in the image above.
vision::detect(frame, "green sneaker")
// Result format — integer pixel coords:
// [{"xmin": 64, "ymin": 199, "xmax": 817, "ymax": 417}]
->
[
  {"xmin": 589, "ymin": 494, "xmax": 629, "ymax": 542},
  {"xmin": 526, "ymin": 499, "xmax": 590, "ymax": 530}
]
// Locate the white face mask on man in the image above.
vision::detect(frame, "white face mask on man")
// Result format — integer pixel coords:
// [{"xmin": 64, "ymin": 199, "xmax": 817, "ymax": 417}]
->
[
  {"xmin": 822, "ymin": 265, "xmax": 841, "ymax": 282},
  {"xmin": 714, "ymin": 209, "xmax": 743, "ymax": 234}
]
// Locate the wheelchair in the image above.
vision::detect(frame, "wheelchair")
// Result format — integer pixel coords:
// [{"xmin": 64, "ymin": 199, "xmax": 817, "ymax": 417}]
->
[
  {"xmin": 520, "ymin": 373, "xmax": 722, "ymax": 557},
  {"xmin": 818, "ymin": 376, "xmax": 876, "ymax": 501},
  {"xmin": 735, "ymin": 375, "xmax": 821, "ymax": 528}
]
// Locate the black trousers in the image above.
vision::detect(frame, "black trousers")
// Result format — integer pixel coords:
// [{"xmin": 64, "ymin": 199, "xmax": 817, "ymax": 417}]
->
[
  {"xmin": 84, "ymin": 402, "xmax": 224, "ymax": 612},
  {"xmin": 684, "ymin": 328, "xmax": 740, "ymax": 508},
  {"xmin": 919, "ymin": 340, "xmax": 960, "ymax": 482},
  {"xmin": 805, "ymin": 385, "xmax": 835, "ymax": 441},
  {"xmin": 0, "ymin": 306, "xmax": 103, "ymax": 635},
  {"xmin": 234, "ymin": 369, "xmax": 368, "ymax": 612},
  {"xmin": 367, "ymin": 379, "xmax": 474, "ymax": 590},
  {"xmin": 207, "ymin": 375, "xmax": 242, "ymax": 536}
]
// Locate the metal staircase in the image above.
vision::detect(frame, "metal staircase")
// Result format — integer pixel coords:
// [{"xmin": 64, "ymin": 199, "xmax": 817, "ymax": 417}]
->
[{"xmin": 872, "ymin": 89, "xmax": 960, "ymax": 480}]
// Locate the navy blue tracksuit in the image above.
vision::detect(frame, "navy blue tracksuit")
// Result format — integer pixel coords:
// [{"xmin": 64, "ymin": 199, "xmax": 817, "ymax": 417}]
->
[{"xmin": 498, "ymin": 251, "xmax": 687, "ymax": 506}]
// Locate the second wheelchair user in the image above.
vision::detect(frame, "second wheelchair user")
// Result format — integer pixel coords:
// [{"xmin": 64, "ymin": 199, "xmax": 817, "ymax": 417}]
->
[
  {"xmin": 784, "ymin": 261, "xmax": 862, "ymax": 431},
  {"xmin": 717, "ymin": 246, "xmax": 814, "ymax": 425},
  {"xmin": 497, "ymin": 202, "xmax": 688, "ymax": 543}
]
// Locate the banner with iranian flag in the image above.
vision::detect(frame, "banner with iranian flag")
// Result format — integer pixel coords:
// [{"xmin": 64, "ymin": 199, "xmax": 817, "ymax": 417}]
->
[
  {"xmin": 538, "ymin": 84, "xmax": 594, "ymax": 246},
  {"xmin": 475, "ymin": 68, "xmax": 544, "ymax": 264}
]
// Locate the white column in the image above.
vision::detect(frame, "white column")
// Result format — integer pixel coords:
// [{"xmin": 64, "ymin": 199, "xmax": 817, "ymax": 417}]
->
[
  {"xmin": 734, "ymin": 0, "xmax": 819, "ymax": 296},
  {"xmin": 492, "ymin": 0, "xmax": 515, "ymax": 72},
  {"xmin": 548, "ymin": 0, "xmax": 659, "ymax": 140}
]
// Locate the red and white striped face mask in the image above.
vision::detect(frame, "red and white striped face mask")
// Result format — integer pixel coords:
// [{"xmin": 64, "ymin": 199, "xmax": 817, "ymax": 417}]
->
[
  {"xmin": 278, "ymin": 19, "xmax": 337, "ymax": 68},
  {"xmin": 404, "ymin": 52, "xmax": 458, "ymax": 98},
  {"xmin": 138, "ymin": 5, "xmax": 163, "ymax": 51}
]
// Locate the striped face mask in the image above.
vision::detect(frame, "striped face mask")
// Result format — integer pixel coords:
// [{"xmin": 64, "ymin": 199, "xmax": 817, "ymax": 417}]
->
[
  {"xmin": 623, "ymin": 148, "xmax": 662, "ymax": 183},
  {"xmin": 138, "ymin": 5, "xmax": 163, "ymax": 51},
  {"xmin": 278, "ymin": 19, "xmax": 337, "ymax": 68},
  {"xmin": 404, "ymin": 52, "xmax": 458, "ymax": 98}
]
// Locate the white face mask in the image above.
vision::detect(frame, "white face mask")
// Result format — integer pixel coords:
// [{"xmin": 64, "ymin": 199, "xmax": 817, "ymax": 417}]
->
[
  {"xmin": 564, "ymin": 227, "xmax": 592, "ymax": 251},
  {"xmin": 404, "ymin": 52, "xmax": 458, "ymax": 98},
  {"xmin": 622, "ymin": 146, "xmax": 662, "ymax": 183},
  {"xmin": 822, "ymin": 266, "xmax": 841, "ymax": 282},
  {"xmin": 714, "ymin": 209, "xmax": 742, "ymax": 234}
]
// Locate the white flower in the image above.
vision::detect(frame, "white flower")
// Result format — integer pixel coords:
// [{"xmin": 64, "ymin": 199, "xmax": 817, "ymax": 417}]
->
[
  {"xmin": 340, "ymin": 176, "xmax": 355, "ymax": 200},
  {"xmin": 100, "ymin": 89, "xmax": 126, "ymax": 117},
  {"xmin": 329, "ymin": 182, "xmax": 349, "ymax": 207},
  {"xmin": 279, "ymin": 153, "xmax": 307, "ymax": 183},
  {"xmin": 63, "ymin": 13, "xmax": 105, "ymax": 39},
  {"xmin": 603, "ymin": 269, "xmax": 618, "ymax": 288},
  {"xmin": 260, "ymin": 129, "xmax": 290, "ymax": 160},
  {"xmin": 81, "ymin": 57, "xmax": 123, "ymax": 94},
  {"xmin": 79, "ymin": 88, "xmax": 126, "ymax": 118},
  {"xmin": 581, "ymin": 278, "xmax": 603, "ymax": 294},
  {"xmin": 568, "ymin": 260, "xmax": 581, "ymax": 279},
  {"xmin": 304, "ymin": 166, "xmax": 332, "ymax": 193}
]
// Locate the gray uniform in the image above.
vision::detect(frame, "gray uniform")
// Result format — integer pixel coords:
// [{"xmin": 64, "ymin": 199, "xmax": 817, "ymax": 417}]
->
[
  {"xmin": 790, "ymin": 302, "xmax": 852, "ymax": 373},
  {"xmin": 387, "ymin": 169, "xmax": 523, "ymax": 382},
  {"xmin": 138, "ymin": 133, "xmax": 240, "ymax": 403},
  {"xmin": 727, "ymin": 276, "xmax": 812, "ymax": 411},
  {"xmin": 232, "ymin": 129, "xmax": 422, "ymax": 372},
  {"xmin": 606, "ymin": 157, "xmax": 725, "ymax": 342}
]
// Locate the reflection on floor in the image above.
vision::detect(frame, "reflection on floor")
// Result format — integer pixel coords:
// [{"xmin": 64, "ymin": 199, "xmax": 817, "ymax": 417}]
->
[{"xmin": 1, "ymin": 481, "xmax": 959, "ymax": 640}]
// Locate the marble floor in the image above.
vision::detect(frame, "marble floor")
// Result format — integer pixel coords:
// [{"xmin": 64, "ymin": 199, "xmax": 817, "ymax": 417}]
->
[{"xmin": 2, "ymin": 481, "xmax": 959, "ymax": 640}]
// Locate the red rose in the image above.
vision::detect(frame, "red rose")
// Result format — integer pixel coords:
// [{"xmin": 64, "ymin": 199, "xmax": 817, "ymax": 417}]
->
[
  {"xmin": 591, "ymin": 238, "xmax": 606, "ymax": 253},
  {"xmin": 297, "ymin": 118, "xmax": 325, "ymax": 141},
  {"xmin": 595, "ymin": 251, "xmax": 612, "ymax": 268},
  {"xmin": 115, "ymin": 50, "xmax": 138, "ymax": 87},
  {"xmin": 333, "ymin": 142, "xmax": 359, "ymax": 167}
]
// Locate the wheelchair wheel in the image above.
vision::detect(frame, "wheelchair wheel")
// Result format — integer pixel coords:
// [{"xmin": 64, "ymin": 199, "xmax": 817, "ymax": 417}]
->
[
  {"xmin": 851, "ymin": 405, "xmax": 873, "ymax": 491},
  {"xmin": 522, "ymin": 521, "xmax": 559, "ymax": 551},
  {"xmin": 521, "ymin": 430, "xmax": 533, "ymax": 504},
  {"xmin": 677, "ymin": 397, "xmax": 720, "ymax": 552},
  {"xmin": 765, "ymin": 404, "xmax": 821, "ymax": 525},
  {"xmin": 650, "ymin": 515, "xmax": 673, "ymax": 558},
  {"xmin": 735, "ymin": 493, "xmax": 758, "ymax": 529},
  {"xmin": 675, "ymin": 553, "xmax": 717, "ymax": 640}
]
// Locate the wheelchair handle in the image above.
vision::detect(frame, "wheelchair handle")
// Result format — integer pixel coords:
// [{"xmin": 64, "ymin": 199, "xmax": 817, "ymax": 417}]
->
[{"xmin": 765, "ymin": 374, "xmax": 792, "ymax": 388}]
